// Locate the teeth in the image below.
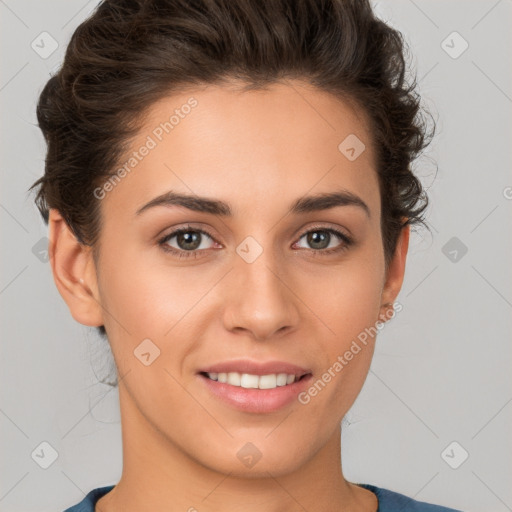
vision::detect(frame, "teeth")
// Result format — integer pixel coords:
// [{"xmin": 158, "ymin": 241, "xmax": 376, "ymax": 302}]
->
[
  {"xmin": 227, "ymin": 372, "xmax": 241, "ymax": 386},
  {"xmin": 276, "ymin": 373, "xmax": 288, "ymax": 386},
  {"xmin": 241, "ymin": 373, "xmax": 259, "ymax": 388},
  {"xmin": 206, "ymin": 372, "xmax": 298, "ymax": 389},
  {"xmin": 258, "ymin": 374, "xmax": 276, "ymax": 389}
]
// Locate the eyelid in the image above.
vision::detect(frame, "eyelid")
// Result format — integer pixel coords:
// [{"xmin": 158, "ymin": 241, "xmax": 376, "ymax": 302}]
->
[{"xmin": 296, "ymin": 222, "xmax": 352, "ymax": 242}]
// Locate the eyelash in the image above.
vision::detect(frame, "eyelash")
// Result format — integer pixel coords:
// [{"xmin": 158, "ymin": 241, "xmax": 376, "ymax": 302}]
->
[{"xmin": 157, "ymin": 224, "xmax": 353, "ymax": 259}]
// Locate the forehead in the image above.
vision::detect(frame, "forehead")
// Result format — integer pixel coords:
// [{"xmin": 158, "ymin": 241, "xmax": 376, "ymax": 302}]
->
[
  {"xmin": 101, "ymin": 80, "xmax": 380, "ymax": 221},
  {"xmin": 141, "ymin": 79, "xmax": 375, "ymax": 161}
]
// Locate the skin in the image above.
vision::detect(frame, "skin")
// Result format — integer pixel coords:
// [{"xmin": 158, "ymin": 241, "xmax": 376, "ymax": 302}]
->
[{"xmin": 49, "ymin": 79, "xmax": 409, "ymax": 512}]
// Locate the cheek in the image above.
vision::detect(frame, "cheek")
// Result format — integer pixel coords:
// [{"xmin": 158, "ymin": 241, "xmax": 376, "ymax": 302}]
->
[
  {"xmin": 97, "ymin": 241, "xmax": 212, "ymax": 335},
  {"xmin": 95, "ymin": 245, "xmax": 226, "ymax": 388},
  {"xmin": 300, "ymin": 246, "xmax": 384, "ymax": 408},
  {"xmin": 303, "ymin": 252, "xmax": 385, "ymax": 342}
]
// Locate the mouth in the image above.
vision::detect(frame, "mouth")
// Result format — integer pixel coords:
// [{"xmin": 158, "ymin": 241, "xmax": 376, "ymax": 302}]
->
[
  {"xmin": 199, "ymin": 371, "xmax": 311, "ymax": 390},
  {"xmin": 196, "ymin": 361, "xmax": 314, "ymax": 413}
]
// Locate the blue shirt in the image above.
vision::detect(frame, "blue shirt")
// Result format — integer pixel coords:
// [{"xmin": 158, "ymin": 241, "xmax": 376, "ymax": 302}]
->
[{"xmin": 62, "ymin": 483, "xmax": 463, "ymax": 511}]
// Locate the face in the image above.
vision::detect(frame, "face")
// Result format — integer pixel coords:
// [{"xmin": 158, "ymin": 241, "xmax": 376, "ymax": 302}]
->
[{"xmin": 52, "ymin": 79, "xmax": 408, "ymax": 478}]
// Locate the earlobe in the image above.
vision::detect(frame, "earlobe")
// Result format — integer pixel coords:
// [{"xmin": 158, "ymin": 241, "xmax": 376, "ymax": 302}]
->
[
  {"xmin": 48, "ymin": 209, "xmax": 104, "ymax": 327},
  {"xmin": 379, "ymin": 222, "xmax": 410, "ymax": 321}
]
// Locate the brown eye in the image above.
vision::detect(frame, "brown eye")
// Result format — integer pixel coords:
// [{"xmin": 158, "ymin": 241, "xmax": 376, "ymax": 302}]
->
[
  {"xmin": 295, "ymin": 228, "xmax": 352, "ymax": 253},
  {"xmin": 174, "ymin": 231, "xmax": 203, "ymax": 251},
  {"xmin": 305, "ymin": 230, "xmax": 331, "ymax": 250},
  {"xmin": 159, "ymin": 227, "xmax": 217, "ymax": 258}
]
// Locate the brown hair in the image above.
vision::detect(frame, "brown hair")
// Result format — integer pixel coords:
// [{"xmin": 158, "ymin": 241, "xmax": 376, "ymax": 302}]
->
[{"xmin": 30, "ymin": 0, "xmax": 435, "ymax": 340}]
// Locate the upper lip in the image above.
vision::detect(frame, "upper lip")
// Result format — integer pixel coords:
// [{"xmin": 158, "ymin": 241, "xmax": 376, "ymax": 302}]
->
[{"xmin": 198, "ymin": 359, "xmax": 312, "ymax": 377}]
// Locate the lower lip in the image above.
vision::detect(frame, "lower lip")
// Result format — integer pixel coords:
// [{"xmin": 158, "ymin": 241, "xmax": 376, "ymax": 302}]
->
[{"xmin": 198, "ymin": 373, "xmax": 313, "ymax": 413}]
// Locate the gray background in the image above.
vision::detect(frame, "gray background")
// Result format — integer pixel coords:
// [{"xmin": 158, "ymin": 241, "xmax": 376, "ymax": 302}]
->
[{"xmin": 1, "ymin": 1, "xmax": 511, "ymax": 511}]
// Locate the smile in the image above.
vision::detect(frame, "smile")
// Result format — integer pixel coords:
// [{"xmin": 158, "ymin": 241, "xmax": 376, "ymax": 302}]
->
[
  {"xmin": 203, "ymin": 371, "xmax": 304, "ymax": 389},
  {"xmin": 198, "ymin": 372, "xmax": 313, "ymax": 413}
]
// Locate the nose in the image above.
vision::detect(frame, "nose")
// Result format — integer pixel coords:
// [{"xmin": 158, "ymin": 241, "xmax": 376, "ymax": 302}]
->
[{"xmin": 221, "ymin": 244, "xmax": 301, "ymax": 341}]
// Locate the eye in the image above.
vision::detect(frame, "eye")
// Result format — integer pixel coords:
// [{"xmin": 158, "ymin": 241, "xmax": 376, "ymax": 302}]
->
[
  {"xmin": 158, "ymin": 224, "xmax": 353, "ymax": 259},
  {"xmin": 293, "ymin": 227, "xmax": 353, "ymax": 255},
  {"xmin": 158, "ymin": 226, "xmax": 218, "ymax": 258}
]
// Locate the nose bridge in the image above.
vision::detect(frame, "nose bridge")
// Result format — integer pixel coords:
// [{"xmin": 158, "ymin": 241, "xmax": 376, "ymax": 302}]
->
[{"xmin": 222, "ymin": 234, "xmax": 299, "ymax": 339}]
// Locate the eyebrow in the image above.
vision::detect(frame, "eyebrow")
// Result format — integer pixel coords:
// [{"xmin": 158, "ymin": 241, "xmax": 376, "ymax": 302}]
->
[{"xmin": 135, "ymin": 188, "xmax": 370, "ymax": 218}]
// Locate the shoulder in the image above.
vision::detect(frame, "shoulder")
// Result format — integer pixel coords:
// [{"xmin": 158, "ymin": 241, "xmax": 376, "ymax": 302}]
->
[
  {"xmin": 356, "ymin": 483, "xmax": 464, "ymax": 512},
  {"xmin": 62, "ymin": 485, "xmax": 115, "ymax": 512},
  {"xmin": 62, "ymin": 482, "xmax": 465, "ymax": 512}
]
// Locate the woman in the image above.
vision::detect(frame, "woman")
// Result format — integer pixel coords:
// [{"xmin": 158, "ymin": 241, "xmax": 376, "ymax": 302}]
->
[{"xmin": 30, "ymin": 0, "xmax": 462, "ymax": 510}]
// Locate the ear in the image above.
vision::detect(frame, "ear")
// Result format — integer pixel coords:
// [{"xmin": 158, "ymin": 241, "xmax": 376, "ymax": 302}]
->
[
  {"xmin": 379, "ymin": 222, "xmax": 410, "ymax": 322},
  {"xmin": 48, "ymin": 208, "xmax": 104, "ymax": 327}
]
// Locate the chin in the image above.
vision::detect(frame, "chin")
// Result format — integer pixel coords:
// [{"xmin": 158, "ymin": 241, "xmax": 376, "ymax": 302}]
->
[{"xmin": 193, "ymin": 439, "xmax": 311, "ymax": 479}]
